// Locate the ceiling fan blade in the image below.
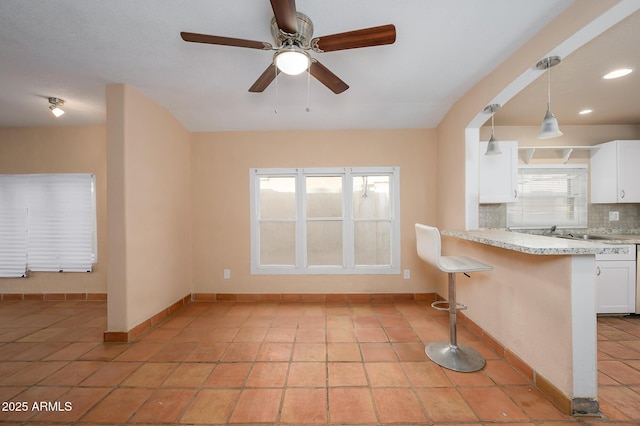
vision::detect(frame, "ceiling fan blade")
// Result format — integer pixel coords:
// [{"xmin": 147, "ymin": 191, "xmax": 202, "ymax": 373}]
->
[
  {"xmin": 309, "ymin": 60, "xmax": 349, "ymax": 94},
  {"xmin": 270, "ymin": 0, "xmax": 298, "ymax": 35},
  {"xmin": 181, "ymin": 32, "xmax": 272, "ymax": 50},
  {"xmin": 311, "ymin": 24, "xmax": 396, "ymax": 53},
  {"xmin": 249, "ymin": 64, "xmax": 280, "ymax": 92}
]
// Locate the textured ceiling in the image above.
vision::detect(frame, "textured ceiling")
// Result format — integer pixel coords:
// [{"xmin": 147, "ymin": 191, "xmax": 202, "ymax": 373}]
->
[{"xmin": 3, "ymin": 1, "xmax": 636, "ymax": 132}]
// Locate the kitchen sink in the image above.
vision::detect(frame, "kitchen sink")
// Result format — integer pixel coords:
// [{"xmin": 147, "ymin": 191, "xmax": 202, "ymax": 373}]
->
[{"xmin": 554, "ymin": 233, "xmax": 614, "ymax": 241}]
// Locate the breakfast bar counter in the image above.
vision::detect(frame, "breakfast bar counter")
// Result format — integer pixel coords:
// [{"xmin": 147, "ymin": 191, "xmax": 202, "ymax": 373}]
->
[{"xmin": 434, "ymin": 227, "xmax": 614, "ymax": 415}]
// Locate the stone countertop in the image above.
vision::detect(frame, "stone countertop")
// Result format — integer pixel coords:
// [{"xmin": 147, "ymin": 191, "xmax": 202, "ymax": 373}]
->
[{"xmin": 442, "ymin": 229, "xmax": 635, "ymax": 256}]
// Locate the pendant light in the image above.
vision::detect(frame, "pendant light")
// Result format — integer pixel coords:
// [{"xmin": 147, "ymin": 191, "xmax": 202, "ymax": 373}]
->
[
  {"xmin": 536, "ymin": 56, "xmax": 563, "ymax": 139},
  {"xmin": 483, "ymin": 104, "xmax": 501, "ymax": 155},
  {"xmin": 48, "ymin": 97, "xmax": 65, "ymax": 117}
]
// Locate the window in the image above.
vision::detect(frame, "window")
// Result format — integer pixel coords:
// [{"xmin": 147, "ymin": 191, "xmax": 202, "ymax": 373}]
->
[
  {"xmin": 250, "ymin": 167, "xmax": 400, "ymax": 274},
  {"xmin": 507, "ymin": 165, "xmax": 588, "ymax": 229},
  {"xmin": 0, "ymin": 174, "xmax": 97, "ymax": 277}
]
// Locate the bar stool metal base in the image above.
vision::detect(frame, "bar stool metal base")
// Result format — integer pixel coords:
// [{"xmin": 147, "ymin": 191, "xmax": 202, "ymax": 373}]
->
[{"xmin": 425, "ymin": 341, "xmax": 486, "ymax": 373}]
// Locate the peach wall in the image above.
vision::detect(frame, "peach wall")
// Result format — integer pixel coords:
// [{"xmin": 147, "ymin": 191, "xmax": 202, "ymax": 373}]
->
[
  {"xmin": 0, "ymin": 126, "xmax": 107, "ymax": 294},
  {"xmin": 106, "ymin": 84, "xmax": 191, "ymax": 333},
  {"xmin": 191, "ymin": 129, "xmax": 438, "ymax": 294}
]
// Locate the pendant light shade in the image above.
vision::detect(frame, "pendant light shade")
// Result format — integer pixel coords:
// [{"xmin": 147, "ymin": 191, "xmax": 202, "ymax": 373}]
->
[
  {"xmin": 483, "ymin": 104, "xmax": 501, "ymax": 155},
  {"xmin": 536, "ymin": 56, "xmax": 563, "ymax": 139}
]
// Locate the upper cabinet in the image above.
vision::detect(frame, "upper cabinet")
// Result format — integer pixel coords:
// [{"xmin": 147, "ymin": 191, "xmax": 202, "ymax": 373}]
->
[
  {"xmin": 591, "ymin": 140, "xmax": 640, "ymax": 203},
  {"xmin": 479, "ymin": 140, "xmax": 518, "ymax": 204}
]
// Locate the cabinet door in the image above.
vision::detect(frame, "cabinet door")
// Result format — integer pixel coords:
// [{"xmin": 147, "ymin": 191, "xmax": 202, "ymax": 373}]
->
[
  {"xmin": 617, "ymin": 140, "xmax": 640, "ymax": 202},
  {"xmin": 590, "ymin": 141, "xmax": 617, "ymax": 203},
  {"xmin": 596, "ymin": 260, "xmax": 637, "ymax": 314},
  {"xmin": 479, "ymin": 141, "xmax": 518, "ymax": 203}
]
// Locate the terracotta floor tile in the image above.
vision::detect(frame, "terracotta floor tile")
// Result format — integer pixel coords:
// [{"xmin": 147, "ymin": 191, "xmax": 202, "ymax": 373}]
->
[
  {"xmin": 80, "ymin": 387, "xmax": 151, "ymax": 423},
  {"xmin": 256, "ymin": 342, "xmax": 293, "ymax": 361},
  {"xmin": 228, "ymin": 388, "xmax": 282, "ymax": 423},
  {"xmin": 149, "ymin": 342, "xmax": 197, "ymax": 362},
  {"xmin": 1, "ymin": 361, "xmax": 67, "ymax": 386},
  {"xmin": 296, "ymin": 327, "xmax": 326, "ymax": 342},
  {"xmin": 484, "ymin": 359, "xmax": 530, "ymax": 385},
  {"xmin": 140, "ymin": 327, "xmax": 181, "ymax": 342},
  {"xmin": 599, "ymin": 360, "xmax": 640, "ymax": 384},
  {"xmin": 503, "ymin": 385, "xmax": 574, "ymax": 421},
  {"xmin": 233, "ymin": 327, "xmax": 268, "ymax": 342},
  {"xmin": 78, "ymin": 342, "xmax": 129, "ymax": 361},
  {"xmin": 203, "ymin": 328, "xmax": 239, "ymax": 342},
  {"xmin": 458, "ymin": 386, "xmax": 529, "ymax": 422},
  {"xmin": 360, "ymin": 342, "xmax": 399, "ymax": 362},
  {"xmin": 401, "ymin": 361, "xmax": 451, "ymax": 387},
  {"xmin": 328, "ymin": 362, "xmax": 368, "ymax": 387},
  {"xmin": 329, "ymin": 387, "xmax": 377, "ymax": 423},
  {"xmin": 245, "ymin": 362, "xmax": 288, "ymax": 387},
  {"xmin": 373, "ymin": 388, "xmax": 428, "ymax": 423},
  {"xmin": 130, "ymin": 388, "xmax": 196, "ymax": 424},
  {"xmin": 220, "ymin": 342, "xmax": 261, "ymax": 362},
  {"xmin": 385, "ymin": 326, "xmax": 420, "ymax": 342},
  {"xmin": 40, "ymin": 360, "xmax": 105, "ymax": 386},
  {"xmin": 354, "ymin": 315, "xmax": 381, "ymax": 328},
  {"xmin": 365, "ymin": 362, "xmax": 410, "ymax": 387},
  {"xmin": 293, "ymin": 342, "xmax": 327, "ymax": 361},
  {"xmin": 8, "ymin": 341, "xmax": 68, "ymax": 361},
  {"xmin": 264, "ymin": 327, "xmax": 297, "ymax": 342},
  {"xmin": 179, "ymin": 389, "xmax": 239, "ymax": 424},
  {"xmin": 327, "ymin": 316, "xmax": 353, "ymax": 328},
  {"xmin": 281, "ymin": 388, "xmax": 327, "ymax": 424},
  {"xmin": 80, "ymin": 361, "xmax": 142, "ymax": 387},
  {"xmin": 327, "ymin": 342, "xmax": 362, "ymax": 361},
  {"xmin": 378, "ymin": 314, "xmax": 409, "ymax": 327},
  {"xmin": 120, "ymin": 362, "xmax": 178, "ymax": 387},
  {"xmin": 205, "ymin": 362, "xmax": 252, "ymax": 388},
  {"xmin": 356, "ymin": 327, "xmax": 388, "ymax": 342},
  {"xmin": 444, "ymin": 368, "xmax": 496, "ymax": 386},
  {"xmin": 184, "ymin": 342, "xmax": 228, "ymax": 362},
  {"xmin": 393, "ymin": 341, "xmax": 429, "ymax": 361},
  {"xmin": 2, "ymin": 385, "xmax": 69, "ymax": 422},
  {"xmin": 287, "ymin": 362, "xmax": 327, "ymax": 387},
  {"xmin": 327, "ymin": 328, "xmax": 357, "ymax": 342},
  {"xmin": 598, "ymin": 340, "xmax": 640, "ymax": 359},
  {"xmin": 114, "ymin": 342, "xmax": 164, "ymax": 361},
  {"xmin": 599, "ymin": 384, "xmax": 640, "ymax": 419},
  {"xmin": 416, "ymin": 387, "xmax": 478, "ymax": 422},
  {"xmin": 162, "ymin": 363, "xmax": 214, "ymax": 388},
  {"xmin": 43, "ymin": 342, "xmax": 98, "ymax": 360},
  {"xmin": 298, "ymin": 316, "xmax": 325, "ymax": 328}
]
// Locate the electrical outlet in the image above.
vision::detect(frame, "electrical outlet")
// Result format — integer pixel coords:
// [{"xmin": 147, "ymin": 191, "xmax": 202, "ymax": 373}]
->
[
  {"xmin": 223, "ymin": 269, "xmax": 231, "ymax": 279},
  {"xmin": 403, "ymin": 269, "xmax": 410, "ymax": 280},
  {"xmin": 609, "ymin": 211, "xmax": 619, "ymax": 222}
]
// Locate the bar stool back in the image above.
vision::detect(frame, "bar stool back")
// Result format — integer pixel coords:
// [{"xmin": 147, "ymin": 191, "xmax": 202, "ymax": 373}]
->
[{"xmin": 415, "ymin": 223, "xmax": 493, "ymax": 372}]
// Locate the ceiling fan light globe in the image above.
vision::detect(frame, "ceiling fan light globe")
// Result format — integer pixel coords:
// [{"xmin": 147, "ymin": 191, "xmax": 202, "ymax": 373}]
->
[
  {"xmin": 275, "ymin": 49, "xmax": 310, "ymax": 75},
  {"xmin": 538, "ymin": 108, "xmax": 563, "ymax": 139}
]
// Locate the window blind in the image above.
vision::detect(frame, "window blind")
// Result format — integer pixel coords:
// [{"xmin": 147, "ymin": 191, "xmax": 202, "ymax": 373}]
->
[
  {"xmin": 0, "ymin": 174, "xmax": 96, "ymax": 277},
  {"xmin": 0, "ymin": 176, "xmax": 28, "ymax": 277},
  {"xmin": 507, "ymin": 165, "xmax": 588, "ymax": 229}
]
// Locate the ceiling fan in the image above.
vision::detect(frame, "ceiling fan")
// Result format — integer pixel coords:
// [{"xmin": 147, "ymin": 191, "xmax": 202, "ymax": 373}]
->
[{"xmin": 180, "ymin": 0, "xmax": 396, "ymax": 94}]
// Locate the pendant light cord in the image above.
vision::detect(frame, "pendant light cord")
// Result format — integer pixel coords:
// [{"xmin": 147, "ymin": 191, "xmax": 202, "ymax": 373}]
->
[
  {"xmin": 546, "ymin": 59, "xmax": 552, "ymax": 109},
  {"xmin": 274, "ymin": 66, "xmax": 279, "ymax": 114},
  {"xmin": 305, "ymin": 66, "xmax": 311, "ymax": 112}
]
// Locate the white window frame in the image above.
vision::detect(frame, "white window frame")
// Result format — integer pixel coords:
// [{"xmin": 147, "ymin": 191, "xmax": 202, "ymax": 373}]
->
[
  {"xmin": 0, "ymin": 173, "xmax": 97, "ymax": 277},
  {"xmin": 250, "ymin": 167, "xmax": 401, "ymax": 275},
  {"xmin": 507, "ymin": 164, "xmax": 588, "ymax": 229}
]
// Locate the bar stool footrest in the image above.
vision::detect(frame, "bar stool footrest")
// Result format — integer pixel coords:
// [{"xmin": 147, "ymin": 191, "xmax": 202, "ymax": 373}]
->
[
  {"xmin": 425, "ymin": 341, "xmax": 485, "ymax": 372},
  {"xmin": 431, "ymin": 300, "xmax": 468, "ymax": 311}
]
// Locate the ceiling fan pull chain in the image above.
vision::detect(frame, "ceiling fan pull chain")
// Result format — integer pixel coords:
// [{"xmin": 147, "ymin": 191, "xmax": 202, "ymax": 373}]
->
[{"xmin": 306, "ymin": 67, "xmax": 311, "ymax": 112}]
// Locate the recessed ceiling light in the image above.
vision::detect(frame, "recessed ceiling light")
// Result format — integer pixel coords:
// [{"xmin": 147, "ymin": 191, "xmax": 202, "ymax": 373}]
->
[
  {"xmin": 579, "ymin": 109, "xmax": 593, "ymax": 115},
  {"xmin": 602, "ymin": 68, "xmax": 633, "ymax": 79}
]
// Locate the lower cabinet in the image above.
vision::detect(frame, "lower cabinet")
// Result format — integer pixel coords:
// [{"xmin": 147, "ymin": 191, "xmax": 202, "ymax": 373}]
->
[{"xmin": 596, "ymin": 247, "xmax": 637, "ymax": 314}]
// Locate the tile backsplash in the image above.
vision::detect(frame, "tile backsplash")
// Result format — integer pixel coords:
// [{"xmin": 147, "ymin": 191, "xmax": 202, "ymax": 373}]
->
[{"xmin": 479, "ymin": 203, "xmax": 640, "ymax": 230}]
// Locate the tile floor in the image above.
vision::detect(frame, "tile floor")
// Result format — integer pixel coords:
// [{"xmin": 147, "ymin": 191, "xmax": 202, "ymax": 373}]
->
[{"xmin": 0, "ymin": 298, "xmax": 639, "ymax": 425}]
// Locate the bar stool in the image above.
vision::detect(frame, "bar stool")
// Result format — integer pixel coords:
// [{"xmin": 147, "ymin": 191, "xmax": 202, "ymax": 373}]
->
[{"xmin": 415, "ymin": 223, "xmax": 493, "ymax": 372}]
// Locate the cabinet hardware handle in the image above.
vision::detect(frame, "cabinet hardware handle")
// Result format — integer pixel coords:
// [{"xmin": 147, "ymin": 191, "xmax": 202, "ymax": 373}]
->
[
  {"xmin": 596, "ymin": 266, "xmax": 601, "ymax": 276},
  {"xmin": 621, "ymin": 190, "xmax": 625, "ymax": 199},
  {"xmin": 514, "ymin": 189, "xmax": 518, "ymax": 198}
]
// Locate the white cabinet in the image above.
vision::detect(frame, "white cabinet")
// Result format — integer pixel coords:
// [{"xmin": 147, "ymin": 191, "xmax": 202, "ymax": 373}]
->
[
  {"xmin": 596, "ymin": 246, "xmax": 636, "ymax": 314},
  {"xmin": 479, "ymin": 140, "xmax": 518, "ymax": 203},
  {"xmin": 591, "ymin": 140, "xmax": 640, "ymax": 203}
]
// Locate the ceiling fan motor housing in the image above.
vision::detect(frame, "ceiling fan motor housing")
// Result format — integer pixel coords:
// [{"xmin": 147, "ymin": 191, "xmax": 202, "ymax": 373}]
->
[{"xmin": 271, "ymin": 12, "xmax": 313, "ymax": 48}]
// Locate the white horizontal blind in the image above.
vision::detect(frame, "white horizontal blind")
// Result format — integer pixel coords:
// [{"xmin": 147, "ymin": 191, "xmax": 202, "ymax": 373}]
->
[
  {"xmin": 0, "ymin": 176, "xmax": 28, "ymax": 277},
  {"xmin": 507, "ymin": 165, "xmax": 588, "ymax": 229},
  {"xmin": 0, "ymin": 174, "xmax": 96, "ymax": 277}
]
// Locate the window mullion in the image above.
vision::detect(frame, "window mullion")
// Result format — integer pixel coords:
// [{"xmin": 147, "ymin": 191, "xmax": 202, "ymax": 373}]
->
[
  {"xmin": 296, "ymin": 169, "xmax": 306, "ymax": 269},
  {"xmin": 344, "ymin": 168, "xmax": 354, "ymax": 269}
]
